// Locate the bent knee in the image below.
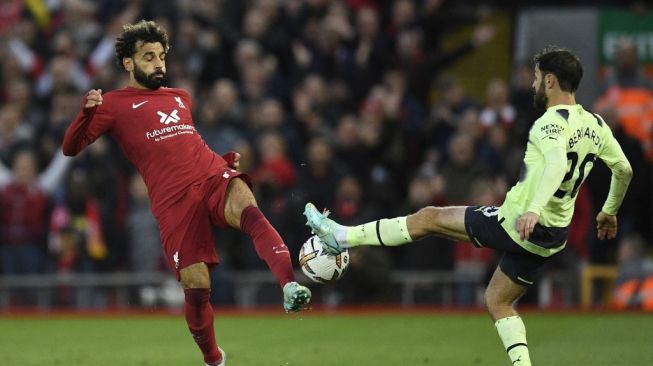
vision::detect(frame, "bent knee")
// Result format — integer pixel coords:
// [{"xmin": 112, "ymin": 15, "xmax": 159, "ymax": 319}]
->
[
  {"xmin": 411, "ymin": 206, "xmax": 441, "ymax": 228},
  {"xmin": 484, "ymin": 288, "xmax": 498, "ymax": 309},
  {"xmin": 484, "ymin": 288, "xmax": 517, "ymax": 318},
  {"xmin": 484, "ymin": 290, "xmax": 502, "ymax": 317},
  {"xmin": 410, "ymin": 206, "xmax": 444, "ymax": 236},
  {"xmin": 224, "ymin": 178, "xmax": 257, "ymax": 227},
  {"xmin": 179, "ymin": 263, "xmax": 211, "ymax": 289}
]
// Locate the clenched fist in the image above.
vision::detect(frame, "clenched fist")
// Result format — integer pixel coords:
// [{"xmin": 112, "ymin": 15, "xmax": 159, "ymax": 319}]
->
[{"xmin": 85, "ymin": 89, "xmax": 103, "ymax": 108}]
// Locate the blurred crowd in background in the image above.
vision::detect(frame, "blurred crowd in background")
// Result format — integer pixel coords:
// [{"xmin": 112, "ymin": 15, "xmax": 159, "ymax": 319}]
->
[{"xmin": 0, "ymin": 0, "xmax": 652, "ymax": 308}]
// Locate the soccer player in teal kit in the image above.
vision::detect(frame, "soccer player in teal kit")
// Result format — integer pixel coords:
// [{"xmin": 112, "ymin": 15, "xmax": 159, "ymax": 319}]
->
[
  {"xmin": 63, "ymin": 20, "xmax": 310, "ymax": 366},
  {"xmin": 304, "ymin": 46, "xmax": 633, "ymax": 366}
]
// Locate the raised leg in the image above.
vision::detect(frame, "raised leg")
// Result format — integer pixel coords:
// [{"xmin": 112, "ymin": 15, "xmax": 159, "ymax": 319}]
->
[{"xmin": 225, "ymin": 178, "xmax": 310, "ymax": 312}]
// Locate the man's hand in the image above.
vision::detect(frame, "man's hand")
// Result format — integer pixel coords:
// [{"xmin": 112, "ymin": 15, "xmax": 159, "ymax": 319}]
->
[
  {"xmin": 222, "ymin": 151, "xmax": 240, "ymax": 170},
  {"xmin": 85, "ymin": 89, "xmax": 103, "ymax": 108},
  {"xmin": 516, "ymin": 211, "xmax": 539, "ymax": 241},
  {"xmin": 596, "ymin": 211, "xmax": 618, "ymax": 240}
]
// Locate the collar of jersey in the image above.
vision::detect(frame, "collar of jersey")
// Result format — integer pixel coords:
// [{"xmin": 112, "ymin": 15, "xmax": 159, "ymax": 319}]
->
[{"xmin": 546, "ymin": 103, "xmax": 579, "ymax": 111}]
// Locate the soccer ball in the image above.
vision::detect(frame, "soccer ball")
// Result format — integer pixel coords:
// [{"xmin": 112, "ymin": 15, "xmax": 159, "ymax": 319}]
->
[{"xmin": 299, "ymin": 235, "xmax": 349, "ymax": 284}]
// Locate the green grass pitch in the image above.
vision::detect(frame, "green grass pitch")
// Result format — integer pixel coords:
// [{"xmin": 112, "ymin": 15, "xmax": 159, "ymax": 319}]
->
[{"xmin": 0, "ymin": 312, "xmax": 651, "ymax": 366}]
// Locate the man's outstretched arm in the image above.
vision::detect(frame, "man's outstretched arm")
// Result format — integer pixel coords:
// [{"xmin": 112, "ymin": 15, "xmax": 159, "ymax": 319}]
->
[
  {"xmin": 601, "ymin": 159, "xmax": 633, "ymax": 216},
  {"xmin": 596, "ymin": 125, "xmax": 633, "ymax": 240},
  {"xmin": 62, "ymin": 89, "xmax": 113, "ymax": 156}
]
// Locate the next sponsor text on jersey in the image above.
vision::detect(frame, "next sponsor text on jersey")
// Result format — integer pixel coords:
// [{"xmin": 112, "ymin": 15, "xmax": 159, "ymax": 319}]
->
[{"xmin": 540, "ymin": 123, "xmax": 564, "ymax": 139}]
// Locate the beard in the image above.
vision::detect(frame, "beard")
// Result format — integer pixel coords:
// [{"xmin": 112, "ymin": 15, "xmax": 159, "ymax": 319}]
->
[
  {"xmin": 133, "ymin": 62, "xmax": 166, "ymax": 90},
  {"xmin": 533, "ymin": 81, "xmax": 548, "ymax": 111}
]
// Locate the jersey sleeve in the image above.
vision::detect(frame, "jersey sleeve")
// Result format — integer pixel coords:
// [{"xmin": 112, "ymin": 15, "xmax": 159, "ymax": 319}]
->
[
  {"xmin": 597, "ymin": 122, "xmax": 633, "ymax": 215},
  {"xmin": 62, "ymin": 101, "xmax": 115, "ymax": 156},
  {"xmin": 526, "ymin": 115, "xmax": 569, "ymax": 215},
  {"xmin": 597, "ymin": 122, "xmax": 630, "ymax": 172}
]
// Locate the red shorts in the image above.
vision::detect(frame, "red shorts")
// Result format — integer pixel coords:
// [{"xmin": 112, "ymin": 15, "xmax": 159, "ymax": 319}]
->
[{"xmin": 155, "ymin": 168, "xmax": 251, "ymax": 279}]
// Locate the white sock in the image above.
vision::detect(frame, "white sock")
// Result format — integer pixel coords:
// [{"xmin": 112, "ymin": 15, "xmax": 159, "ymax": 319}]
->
[
  {"xmin": 495, "ymin": 315, "xmax": 531, "ymax": 366},
  {"xmin": 344, "ymin": 217, "xmax": 411, "ymax": 247}
]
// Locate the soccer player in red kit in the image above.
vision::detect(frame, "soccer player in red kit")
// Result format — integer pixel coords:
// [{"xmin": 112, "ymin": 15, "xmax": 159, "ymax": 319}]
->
[{"xmin": 62, "ymin": 20, "xmax": 310, "ymax": 366}]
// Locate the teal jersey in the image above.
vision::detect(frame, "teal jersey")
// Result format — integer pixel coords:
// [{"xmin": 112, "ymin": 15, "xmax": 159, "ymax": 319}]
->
[{"xmin": 499, "ymin": 104, "xmax": 630, "ymax": 256}]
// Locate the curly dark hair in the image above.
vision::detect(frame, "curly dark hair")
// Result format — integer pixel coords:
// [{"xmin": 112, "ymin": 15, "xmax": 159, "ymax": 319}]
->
[
  {"xmin": 115, "ymin": 20, "xmax": 169, "ymax": 70},
  {"xmin": 533, "ymin": 46, "xmax": 583, "ymax": 93}
]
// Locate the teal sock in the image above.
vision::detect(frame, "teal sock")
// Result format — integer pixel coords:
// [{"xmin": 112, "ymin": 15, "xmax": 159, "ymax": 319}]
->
[
  {"xmin": 345, "ymin": 217, "xmax": 412, "ymax": 247},
  {"xmin": 495, "ymin": 316, "xmax": 531, "ymax": 366}
]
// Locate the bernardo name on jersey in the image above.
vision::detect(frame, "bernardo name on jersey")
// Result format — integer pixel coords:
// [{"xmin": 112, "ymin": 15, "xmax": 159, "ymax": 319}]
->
[{"xmin": 568, "ymin": 124, "xmax": 602, "ymax": 149}]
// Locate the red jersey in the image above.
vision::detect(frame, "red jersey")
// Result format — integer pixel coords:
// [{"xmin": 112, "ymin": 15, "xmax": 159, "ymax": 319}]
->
[{"xmin": 63, "ymin": 87, "xmax": 228, "ymax": 214}]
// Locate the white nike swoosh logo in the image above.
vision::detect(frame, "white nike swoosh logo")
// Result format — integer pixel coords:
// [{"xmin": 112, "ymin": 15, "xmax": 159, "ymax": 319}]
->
[{"xmin": 132, "ymin": 101, "xmax": 149, "ymax": 109}]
